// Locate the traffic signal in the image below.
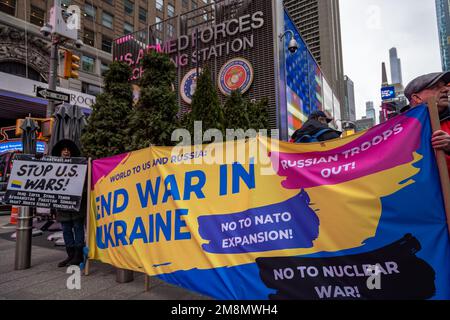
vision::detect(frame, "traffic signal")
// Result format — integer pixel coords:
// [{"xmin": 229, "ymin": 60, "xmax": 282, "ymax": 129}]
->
[
  {"xmin": 63, "ymin": 50, "xmax": 80, "ymax": 79},
  {"xmin": 15, "ymin": 118, "xmax": 53, "ymax": 139}
]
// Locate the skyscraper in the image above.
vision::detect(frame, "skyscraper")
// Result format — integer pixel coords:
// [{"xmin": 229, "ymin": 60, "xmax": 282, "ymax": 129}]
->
[
  {"xmin": 344, "ymin": 75, "xmax": 356, "ymax": 121},
  {"xmin": 380, "ymin": 51, "xmax": 408, "ymax": 124},
  {"xmin": 382, "ymin": 62, "xmax": 389, "ymax": 86},
  {"xmin": 366, "ymin": 101, "xmax": 376, "ymax": 123},
  {"xmin": 389, "ymin": 47, "xmax": 403, "ymax": 85},
  {"xmin": 283, "ymin": 0, "xmax": 345, "ymax": 110},
  {"xmin": 436, "ymin": 0, "xmax": 450, "ymax": 71}
]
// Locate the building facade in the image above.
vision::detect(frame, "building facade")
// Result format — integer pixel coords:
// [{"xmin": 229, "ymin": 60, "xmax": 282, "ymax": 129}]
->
[
  {"xmin": 436, "ymin": 0, "xmax": 450, "ymax": 71},
  {"xmin": 343, "ymin": 75, "xmax": 355, "ymax": 122},
  {"xmin": 0, "ymin": 0, "xmax": 207, "ymax": 126},
  {"xmin": 355, "ymin": 117, "xmax": 374, "ymax": 132},
  {"xmin": 283, "ymin": 0, "xmax": 345, "ymax": 113},
  {"xmin": 113, "ymin": 0, "xmax": 343, "ymax": 140}
]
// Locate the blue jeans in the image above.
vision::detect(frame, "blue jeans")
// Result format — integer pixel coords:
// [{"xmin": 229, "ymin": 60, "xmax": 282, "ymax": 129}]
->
[{"xmin": 61, "ymin": 220, "xmax": 85, "ymax": 248}]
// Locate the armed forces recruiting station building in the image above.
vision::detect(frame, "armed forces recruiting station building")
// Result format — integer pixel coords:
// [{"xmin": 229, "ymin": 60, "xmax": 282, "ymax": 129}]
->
[{"xmin": 113, "ymin": 0, "xmax": 342, "ymax": 141}]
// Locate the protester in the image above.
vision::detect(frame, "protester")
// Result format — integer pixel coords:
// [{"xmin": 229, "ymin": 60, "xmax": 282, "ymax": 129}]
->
[
  {"xmin": 291, "ymin": 111, "xmax": 342, "ymax": 143},
  {"xmin": 51, "ymin": 139, "xmax": 86, "ymax": 267},
  {"xmin": 404, "ymin": 71, "xmax": 450, "ymax": 176}
]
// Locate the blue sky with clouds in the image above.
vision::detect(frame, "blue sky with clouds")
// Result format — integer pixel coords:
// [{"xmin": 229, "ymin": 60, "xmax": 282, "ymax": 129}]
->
[{"xmin": 340, "ymin": 0, "xmax": 442, "ymax": 121}]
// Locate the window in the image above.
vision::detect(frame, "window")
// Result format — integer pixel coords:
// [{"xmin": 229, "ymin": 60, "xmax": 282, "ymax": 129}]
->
[
  {"xmin": 103, "ymin": 0, "xmax": 113, "ymax": 5},
  {"xmin": 101, "ymin": 36, "xmax": 112, "ymax": 53},
  {"xmin": 156, "ymin": 0, "xmax": 163, "ymax": 11},
  {"xmin": 124, "ymin": 22, "xmax": 134, "ymax": 35},
  {"xmin": 137, "ymin": 30, "xmax": 146, "ymax": 43},
  {"xmin": 139, "ymin": 7, "xmax": 147, "ymax": 22},
  {"xmin": 192, "ymin": 1, "xmax": 197, "ymax": 9},
  {"xmin": 102, "ymin": 11, "xmax": 113, "ymax": 28},
  {"xmin": 155, "ymin": 17, "xmax": 162, "ymax": 31},
  {"xmin": 61, "ymin": 0, "xmax": 71, "ymax": 8},
  {"xmin": 124, "ymin": 0, "xmax": 133, "ymax": 15},
  {"xmin": 83, "ymin": 29, "xmax": 95, "ymax": 47},
  {"xmin": 84, "ymin": 3, "xmax": 96, "ymax": 20},
  {"xmin": 100, "ymin": 62, "xmax": 109, "ymax": 76},
  {"xmin": 0, "ymin": 0, "xmax": 16, "ymax": 16},
  {"xmin": 30, "ymin": 6, "xmax": 45, "ymax": 27},
  {"xmin": 182, "ymin": 0, "xmax": 188, "ymax": 9},
  {"xmin": 168, "ymin": 23, "xmax": 175, "ymax": 38},
  {"xmin": 81, "ymin": 56, "xmax": 95, "ymax": 73},
  {"xmin": 82, "ymin": 82, "xmax": 102, "ymax": 96},
  {"xmin": 167, "ymin": 4, "xmax": 174, "ymax": 17},
  {"xmin": 0, "ymin": 61, "xmax": 45, "ymax": 82}
]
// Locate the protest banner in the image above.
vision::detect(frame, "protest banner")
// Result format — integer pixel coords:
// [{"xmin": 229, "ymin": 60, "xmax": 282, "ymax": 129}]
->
[
  {"xmin": 5, "ymin": 155, "xmax": 87, "ymax": 211},
  {"xmin": 88, "ymin": 104, "xmax": 450, "ymax": 300}
]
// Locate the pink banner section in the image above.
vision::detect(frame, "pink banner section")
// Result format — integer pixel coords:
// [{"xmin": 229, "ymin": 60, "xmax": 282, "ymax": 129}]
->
[
  {"xmin": 271, "ymin": 114, "xmax": 422, "ymax": 189},
  {"xmin": 92, "ymin": 153, "xmax": 129, "ymax": 189}
]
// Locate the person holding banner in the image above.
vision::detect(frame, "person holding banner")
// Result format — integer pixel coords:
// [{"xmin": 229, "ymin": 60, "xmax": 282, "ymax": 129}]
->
[
  {"xmin": 290, "ymin": 111, "xmax": 342, "ymax": 143},
  {"xmin": 51, "ymin": 140, "xmax": 86, "ymax": 268},
  {"xmin": 404, "ymin": 71, "xmax": 450, "ymax": 176}
]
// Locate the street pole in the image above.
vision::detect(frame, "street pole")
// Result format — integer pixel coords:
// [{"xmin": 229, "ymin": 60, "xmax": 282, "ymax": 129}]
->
[
  {"xmin": 428, "ymin": 98, "xmax": 450, "ymax": 236},
  {"xmin": 14, "ymin": 206, "xmax": 32, "ymax": 270},
  {"xmin": 196, "ymin": 27, "xmax": 199, "ymax": 78},
  {"xmin": 47, "ymin": 36, "xmax": 59, "ymax": 118},
  {"xmin": 14, "ymin": 118, "xmax": 33, "ymax": 270},
  {"xmin": 116, "ymin": 268, "xmax": 134, "ymax": 283}
]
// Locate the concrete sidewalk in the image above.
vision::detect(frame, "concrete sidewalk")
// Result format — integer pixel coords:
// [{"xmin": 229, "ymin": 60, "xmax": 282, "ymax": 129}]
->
[{"xmin": 0, "ymin": 216, "xmax": 210, "ymax": 300}]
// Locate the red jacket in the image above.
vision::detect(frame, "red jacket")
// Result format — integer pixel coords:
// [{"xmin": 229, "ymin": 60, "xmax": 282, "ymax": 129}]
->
[{"xmin": 441, "ymin": 119, "xmax": 450, "ymax": 178}]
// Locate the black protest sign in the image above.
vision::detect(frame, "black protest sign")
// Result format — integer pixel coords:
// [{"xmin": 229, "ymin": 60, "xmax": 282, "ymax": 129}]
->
[
  {"xmin": 256, "ymin": 234, "xmax": 436, "ymax": 300},
  {"xmin": 4, "ymin": 154, "xmax": 87, "ymax": 211}
]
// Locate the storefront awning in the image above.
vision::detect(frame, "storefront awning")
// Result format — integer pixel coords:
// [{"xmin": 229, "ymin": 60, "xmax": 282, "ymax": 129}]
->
[{"xmin": 0, "ymin": 89, "xmax": 47, "ymax": 120}]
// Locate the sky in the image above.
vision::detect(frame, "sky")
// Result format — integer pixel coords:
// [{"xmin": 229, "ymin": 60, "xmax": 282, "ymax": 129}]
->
[{"xmin": 340, "ymin": 0, "xmax": 442, "ymax": 121}]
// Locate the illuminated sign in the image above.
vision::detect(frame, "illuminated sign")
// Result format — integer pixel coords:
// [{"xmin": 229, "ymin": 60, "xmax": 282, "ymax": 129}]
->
[
  {"xmin": 284, "ymin": 11, "xmax": 324, "ymax": 136},
  {"xmin": 113, "ymin": 11, "xmax": 265, "ymax": 81},
  {"xmin": 0, "ymin": 141, "xmax": 46, "ymax": 154},
  {"xmin": 381, "ymin": 86, "xmax": 396, "ymax": 100}
]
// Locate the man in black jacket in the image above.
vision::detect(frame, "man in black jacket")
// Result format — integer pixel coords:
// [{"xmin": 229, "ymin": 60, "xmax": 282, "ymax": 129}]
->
[{"xmin": 291, "ymin": 111, "xmax": 342, "ymax": 143}]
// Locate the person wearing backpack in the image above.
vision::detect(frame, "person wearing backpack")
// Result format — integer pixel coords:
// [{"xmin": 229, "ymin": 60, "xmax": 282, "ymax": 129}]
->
[{"xmin": 291, "ymin": 111, "xmax": 342, "ymax": 143}]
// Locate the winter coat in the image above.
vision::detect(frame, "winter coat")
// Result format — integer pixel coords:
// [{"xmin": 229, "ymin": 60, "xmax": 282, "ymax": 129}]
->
[
  {"xmin": 291, "ymin": 119, "xmax": 342, "ymax": 142},
  {"xmin": 55, "ymin": 187, "xmax": 87, "ymax": 223},
  {"xmin": 51, "ymin": 139, "xmax": 86, "ymax": 223}
]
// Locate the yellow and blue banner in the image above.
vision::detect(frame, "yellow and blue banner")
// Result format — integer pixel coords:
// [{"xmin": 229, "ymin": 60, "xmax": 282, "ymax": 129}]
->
[{"xmin": 89, "ymin": 105, "xmax": 450, "ymax": 300}]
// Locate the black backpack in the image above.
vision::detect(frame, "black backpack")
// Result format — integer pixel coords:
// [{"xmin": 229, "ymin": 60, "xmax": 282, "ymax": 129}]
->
[{"xmin": 294, "ymin": 128, "xmax": 335, "ymax": 143}]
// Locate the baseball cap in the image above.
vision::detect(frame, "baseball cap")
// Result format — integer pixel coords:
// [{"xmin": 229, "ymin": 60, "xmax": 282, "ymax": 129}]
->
[
  {"xmin": 309, "ymin": 111, "xmax": 333, "ymax": 123},
  {"xmin": 404, "ymin": 71, "xmax": 450, "ymax": 101}
]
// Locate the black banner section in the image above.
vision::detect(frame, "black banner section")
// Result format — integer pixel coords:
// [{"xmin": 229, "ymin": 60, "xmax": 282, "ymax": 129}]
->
[
  {"xmin": 256, "ymin": 234, "xmax": 436, "ymax": 300},
  {"xmin": 4, "ymin": 154, "xmax": 87, "ymax": 211}
]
